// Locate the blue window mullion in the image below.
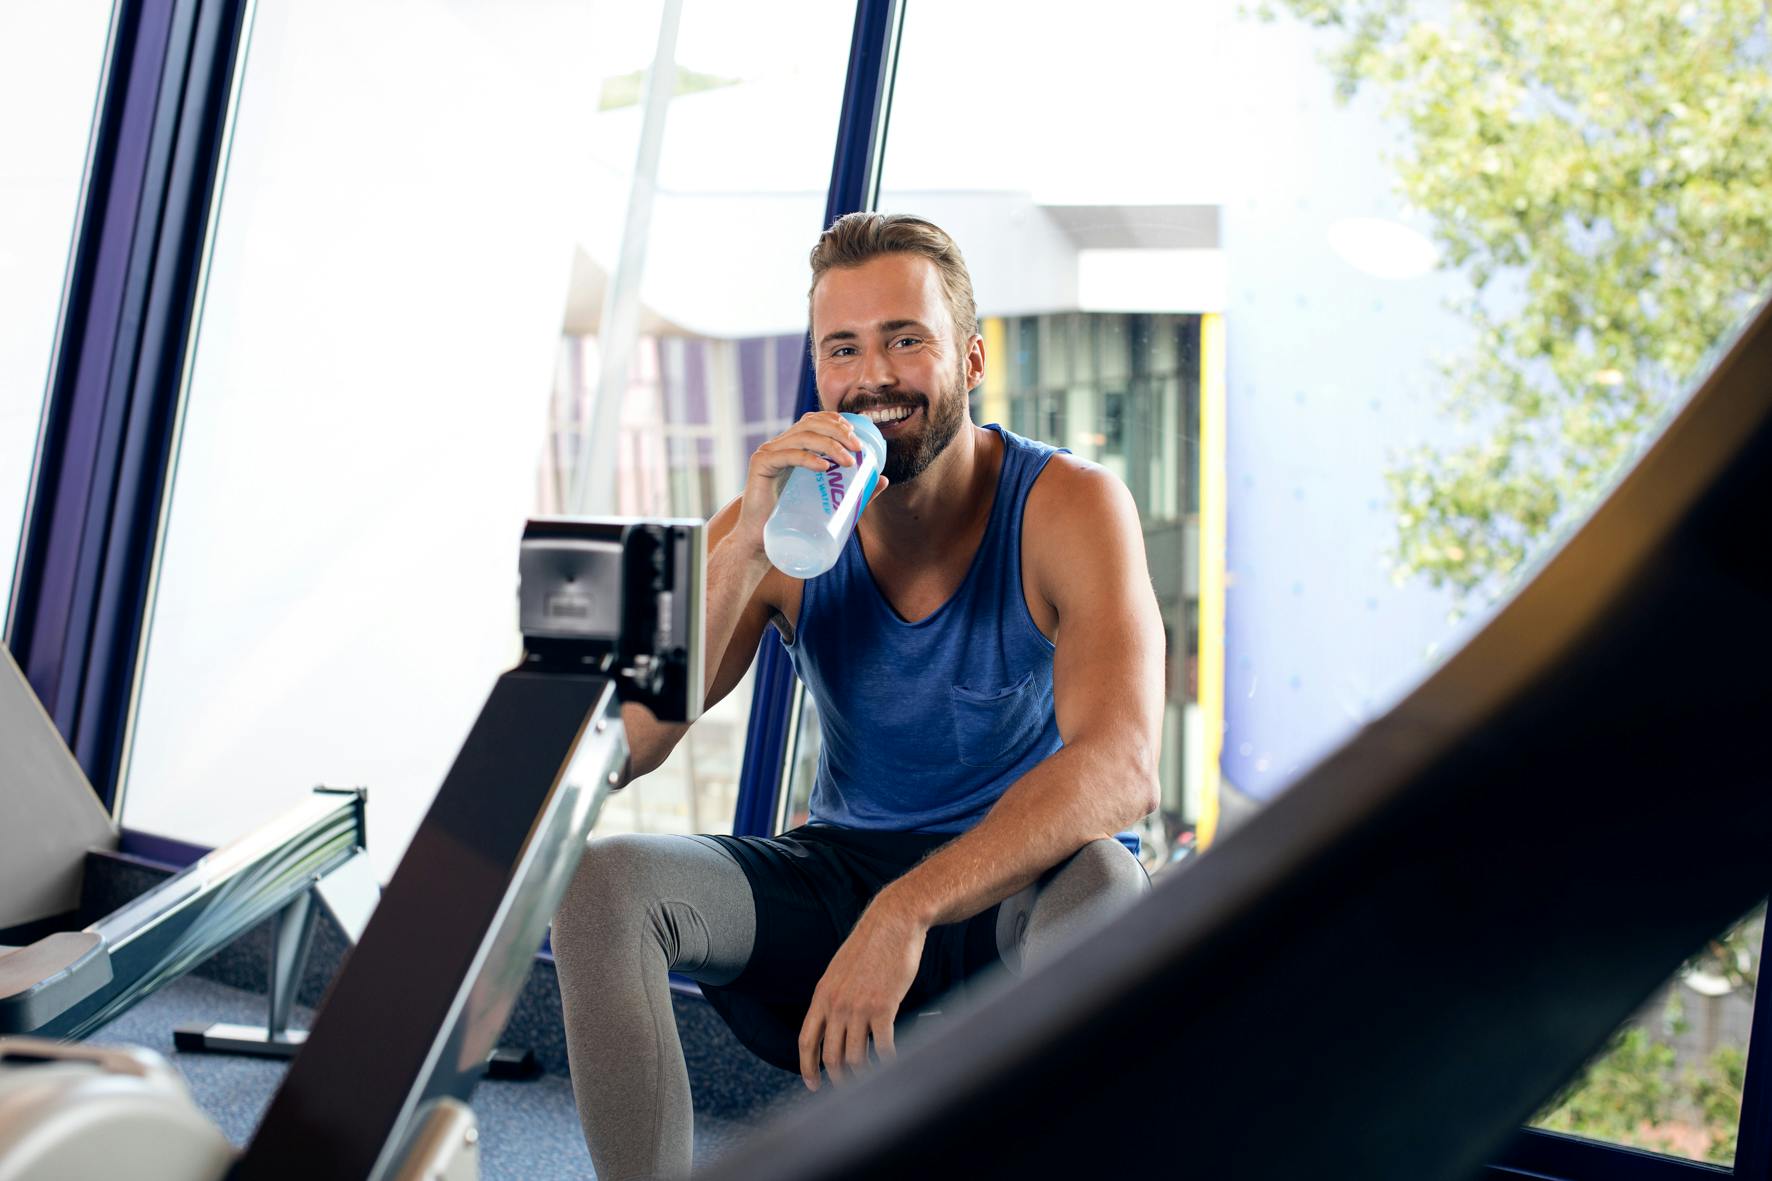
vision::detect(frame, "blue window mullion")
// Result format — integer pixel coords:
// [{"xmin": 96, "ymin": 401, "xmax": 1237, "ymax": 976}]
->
[
  {"xmin": 6, "ymin": 0, "xmax": 252, "ymax": 813},
  {"xmin": 8, "ymin": 0, "xmax": 182, "ymax": 725},
  {"xmin": 76, "ymin": 0, "xmax": 250, "ymax": 796}
]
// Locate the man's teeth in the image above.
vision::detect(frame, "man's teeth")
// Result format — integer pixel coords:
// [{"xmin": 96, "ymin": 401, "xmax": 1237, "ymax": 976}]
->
[{"xmin": 864, "ymin": 406, "xmax": 915, "ymax": 425}]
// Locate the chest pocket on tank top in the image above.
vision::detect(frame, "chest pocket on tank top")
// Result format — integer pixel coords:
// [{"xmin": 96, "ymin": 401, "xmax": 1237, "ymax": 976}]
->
[{"xmin": 951, "ymin": 670, "xmax": 1047, "ymax": 768}]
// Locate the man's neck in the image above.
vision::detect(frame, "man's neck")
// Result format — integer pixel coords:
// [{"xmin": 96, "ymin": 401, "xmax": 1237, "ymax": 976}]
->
[{"xmin": 859, "ymin": 421, "xmax": 1000, "ymax": 563}]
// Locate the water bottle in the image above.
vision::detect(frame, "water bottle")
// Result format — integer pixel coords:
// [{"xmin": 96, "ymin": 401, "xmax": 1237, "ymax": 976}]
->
[{"xmin": 764, "ymin": 412, "xmax": 887, "ymax": 578}]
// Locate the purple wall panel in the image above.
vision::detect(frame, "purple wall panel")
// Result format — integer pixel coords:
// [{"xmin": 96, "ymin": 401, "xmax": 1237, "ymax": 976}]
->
[
  {"xmin": 681, "ymin": 339, "xmax": 708, "ymax": 425},
  {"xmin": 777, "ymin": 334, "xmax": 805, "ymax": 417},
  {"xmin": 738, "ymin": 337, "xmax": 766, "ymax": 424}
]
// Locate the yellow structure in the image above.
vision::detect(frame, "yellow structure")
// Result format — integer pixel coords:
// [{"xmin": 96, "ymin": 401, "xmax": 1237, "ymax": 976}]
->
[{"xmin": 1196, "ymin": 313, "xmax": 1227, "ymax": 848}]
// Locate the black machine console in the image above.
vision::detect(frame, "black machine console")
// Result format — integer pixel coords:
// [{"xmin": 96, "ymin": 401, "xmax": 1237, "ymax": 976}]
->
[{"xmin": 517, "ymin": 517, "xmax": 706, "ymax": 723}]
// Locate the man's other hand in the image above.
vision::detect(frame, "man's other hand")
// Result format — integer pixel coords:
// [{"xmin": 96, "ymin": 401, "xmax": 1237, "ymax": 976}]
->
[{"xmin": 798, "ymin": 900, "xmax": 926, "ymax": 1091}]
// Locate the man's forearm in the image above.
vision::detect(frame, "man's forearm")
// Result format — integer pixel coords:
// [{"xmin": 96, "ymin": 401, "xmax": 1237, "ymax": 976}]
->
[
  {"xmin": 871, "ymin": 738, "xmax": 1157, "ymax": 932},
  {"xmin": 699, "ymin": 527, "xmax": 774, "ymax": 698},
  {"xmin": 622, "ymin": 524, "xmax": 774, "ymax": 779}
]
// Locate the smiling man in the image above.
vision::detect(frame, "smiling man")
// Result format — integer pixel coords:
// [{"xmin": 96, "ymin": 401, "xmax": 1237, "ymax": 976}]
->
[{"xmin": 552, "ymin": 212, "xmax": 1165, "ymax": 1181}]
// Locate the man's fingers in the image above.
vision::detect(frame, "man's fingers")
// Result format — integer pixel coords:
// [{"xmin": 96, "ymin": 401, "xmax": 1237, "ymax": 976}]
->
[
  {"xmin": 823, "ymin": 1018, "xmax": 850, "ymax": 1087},
  {"xmin": 792, "ymin": 411, "xmax": 863, "ymax": 454},
  {"xmin": 845, "ymin": 1018, "xmax": 871, "ymax": 1078},
  {"xmin": 870, "ymin": 1016, "xmax": 897, "ymax": 1064},
  {"xmin": 759, "ymin": 435, "xmax": 852, "ymax": 471},
  {"xmin": 798, "ymin": 1006, "xmax": 826, "ymax": 1092}
]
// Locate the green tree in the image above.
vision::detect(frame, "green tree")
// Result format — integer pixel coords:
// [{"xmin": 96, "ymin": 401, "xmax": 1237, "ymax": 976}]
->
[
  {"xmin": 1533, "ymin": 909, "xmax": 1760, "ymax": 1159},
  {"xmin": 1534, "ymin": 994, "xmax": 1748, "ymax": 1163},
  {"xmin": 1268, "ymin": 0, "xmax": 1772, "ymax": 601}
]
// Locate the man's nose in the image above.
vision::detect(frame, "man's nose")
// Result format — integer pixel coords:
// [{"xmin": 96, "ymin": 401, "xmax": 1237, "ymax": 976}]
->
[{"xmin": 857, "ymin": 343, "xmax": 896, "ymax": 392}]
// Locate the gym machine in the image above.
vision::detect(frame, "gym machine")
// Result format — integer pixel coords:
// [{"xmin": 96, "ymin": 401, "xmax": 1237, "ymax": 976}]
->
[
  {"xmin": 0, "ymin": 516, "xmax": 705, "ymax": 1181},
  {"xmin": 0, "ymin": 639, "xmax": 373, "ymax": 1052}
]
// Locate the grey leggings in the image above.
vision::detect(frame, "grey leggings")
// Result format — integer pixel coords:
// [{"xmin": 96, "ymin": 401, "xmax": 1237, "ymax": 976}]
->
[{"xmin": 552, "ymin": 833, "xmax": 1148, "ymax": 1181}]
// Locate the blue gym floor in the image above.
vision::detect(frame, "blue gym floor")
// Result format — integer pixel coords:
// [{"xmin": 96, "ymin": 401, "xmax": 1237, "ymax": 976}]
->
[{"xmin": 92, "ymin": 973, "xmax": 762, "ymax": 1180}]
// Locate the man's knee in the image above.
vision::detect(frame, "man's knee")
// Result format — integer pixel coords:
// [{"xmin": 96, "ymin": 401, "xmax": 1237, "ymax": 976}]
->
[
  {"xmin": 1019, "ymin": 838, "xmax": 1148, "ymax": 970},
  {"xmin": 555, "ymin": 833, "xmax": 657, "ymax": 945},
  {"xmin": 1048, "ymin": 837, "xmax": 1148, "ymax": 901}
]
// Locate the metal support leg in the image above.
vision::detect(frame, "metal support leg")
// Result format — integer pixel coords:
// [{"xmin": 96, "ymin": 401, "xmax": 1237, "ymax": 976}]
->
[
  {"xmin": 173, "ymin": 859, "xmax": 536, "ymax": 1076},
  {"xmin": 265, "ymin": 889, "xmax": 317, "ymax": 1043},
  {"xmin": 174, "ymin": 889, "xmax": 322, "ymax": 1059}
]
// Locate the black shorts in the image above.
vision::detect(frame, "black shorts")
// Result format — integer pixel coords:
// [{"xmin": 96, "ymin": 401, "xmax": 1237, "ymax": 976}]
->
[{"xmin": 699, "ymin": 824, "xmax": 1005, "ymax": 1073}]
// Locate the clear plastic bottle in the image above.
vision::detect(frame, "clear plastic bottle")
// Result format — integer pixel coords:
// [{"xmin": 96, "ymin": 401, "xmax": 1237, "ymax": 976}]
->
[{"xmin": 764, "ymin": 412, "xmax": 887, "ymax": 578}]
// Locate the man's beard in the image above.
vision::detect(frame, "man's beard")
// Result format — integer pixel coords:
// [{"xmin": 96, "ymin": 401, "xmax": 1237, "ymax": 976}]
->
[{"xmin": 881, "ymin": 365, "xmax": 969, "ymax": 484}]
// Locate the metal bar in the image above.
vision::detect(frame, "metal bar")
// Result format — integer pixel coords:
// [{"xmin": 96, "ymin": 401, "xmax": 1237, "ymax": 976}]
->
[
  {"xmin": 32, "ymin": 788, "xmax": 363, "ymax": 1039},
  {"xmin": 731, "ymin": 0, "xmax": 905, "ymax": 837},
  {"xmin": 569, "ymin": 0, "xmax": 683, "ymax": 516},
  {"xmin": 265, "ymin": 890, "xmax": 317, "ymax": 1040}
]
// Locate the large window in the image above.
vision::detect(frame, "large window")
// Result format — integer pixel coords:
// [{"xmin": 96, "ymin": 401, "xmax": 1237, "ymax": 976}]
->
[
  {"xmin": 533, "ymin": 0, "xmax": 850, "ymax": 838},
  {"xmin": 119, "ymin": 0, "xmax": 850, "ymax": 877},
  {"xmin": 859, "ymin": 4, "xmax": 1242, "ymax": 870},
  {"xmin": 1533, "ymin": 910, "xmax": 1764, "ymax": 1166},
  {"xmin": 0, "ymin": 2, "xmax": 113, "ymax": 627},
  {"xmin": 861, "ymin": 0, "xmax": 1772, "ymax": 1164}
]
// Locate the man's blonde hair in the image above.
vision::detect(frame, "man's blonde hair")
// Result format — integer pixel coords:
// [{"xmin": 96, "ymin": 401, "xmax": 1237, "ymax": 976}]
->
[{"xmin": 808, "ymin": 212, "xmax": 980, "ymax": 343}]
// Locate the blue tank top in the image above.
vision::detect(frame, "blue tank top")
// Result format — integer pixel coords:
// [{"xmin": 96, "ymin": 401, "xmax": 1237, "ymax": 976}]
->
[{"xmin": 785, "ymin": 425, "xmax": 1138, "ymax": 855}]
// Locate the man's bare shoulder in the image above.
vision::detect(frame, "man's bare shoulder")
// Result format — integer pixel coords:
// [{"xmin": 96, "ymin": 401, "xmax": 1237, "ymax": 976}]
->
[
  {"xmin": 1025, "ymin": 451, "xmax": 1139, "ymax": 535},
  {"xmin": 1022, "ymin": 452, "xmax": 1146, "ymax": 597}
]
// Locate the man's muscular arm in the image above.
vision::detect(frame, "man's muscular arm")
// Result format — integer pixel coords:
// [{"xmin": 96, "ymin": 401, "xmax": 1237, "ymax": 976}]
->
[
  {"xmin": 620, "ymin": 411, "xmax": 885, "ymax": 781},
  {"xmin": 617, "ymin": 507, "xmax": 772, "ymax": 779},
  {"xmin": 798, "ymin": 459, "xmax": 1164, "ymax": 1090}
]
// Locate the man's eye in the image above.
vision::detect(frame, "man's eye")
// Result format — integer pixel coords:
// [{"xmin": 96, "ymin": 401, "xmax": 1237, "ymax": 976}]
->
[
  {"xmin": 831, "ymin": 346, "xmax": 857, "ymax": 357},
  {"xmin": 892, "ymin": 336, "xmax": 920, "ymax": 348}
]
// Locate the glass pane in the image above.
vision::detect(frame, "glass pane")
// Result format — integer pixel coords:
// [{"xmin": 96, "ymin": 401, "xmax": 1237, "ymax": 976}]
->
[
  {"xmin": 121, "ymin": 0, "xmax": 847, "ymax": 875},
  {"xmin": 534, "ymin": 0, "xmax": 850, "ymax": 839},
  {"xmin": 1533, "ymin": 908, "xmax": 1763, "ymax": 1165},
  {"xmin": 0, "ymin": 2, "xmax": 112, "ymax": 626},
  {"xmin": 878, "ymin": 0, "xmax": 1772, "ymax": 854}
]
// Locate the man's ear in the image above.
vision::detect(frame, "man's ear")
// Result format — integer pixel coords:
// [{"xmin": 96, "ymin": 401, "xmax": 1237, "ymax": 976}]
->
[{"xmin": 964, "ymin": 332, "xmax": 986, "ymax": 391}]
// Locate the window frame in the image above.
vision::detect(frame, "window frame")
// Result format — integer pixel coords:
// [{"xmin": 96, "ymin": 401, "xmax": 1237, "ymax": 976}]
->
[{"xmin": 5, "ymin": 0, "xmax": 252, "ymax": 816}]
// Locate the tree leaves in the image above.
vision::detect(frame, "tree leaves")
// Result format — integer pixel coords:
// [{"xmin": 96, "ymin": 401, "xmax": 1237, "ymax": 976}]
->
[{"xmin": 1272, "ymin": 0, "xmax": 1772, "ymax": 603}]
